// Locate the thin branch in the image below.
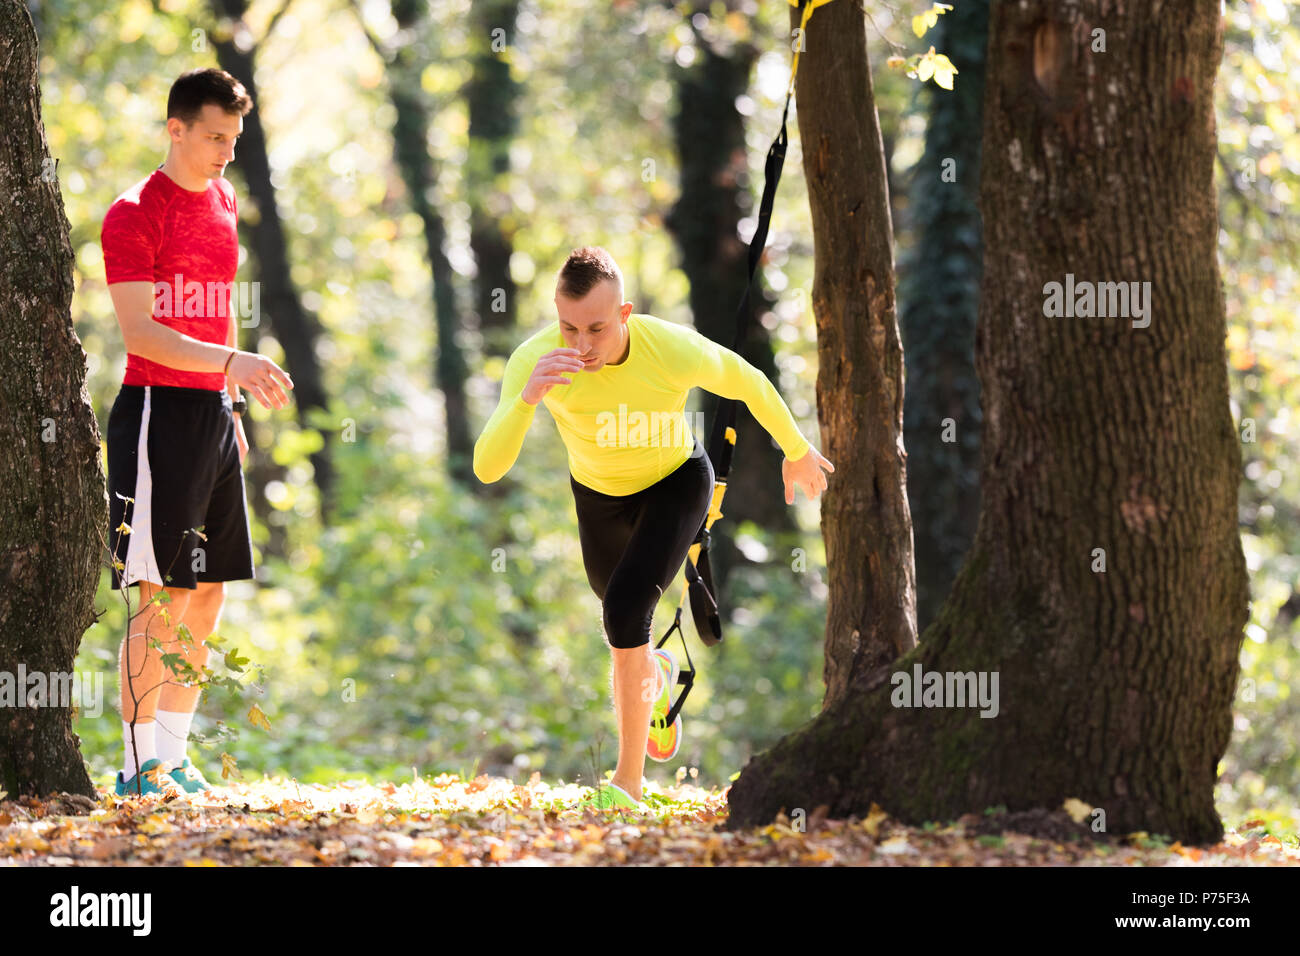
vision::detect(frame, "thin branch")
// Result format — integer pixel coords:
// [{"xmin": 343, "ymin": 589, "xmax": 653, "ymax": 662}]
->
[
  {"xmin": 262, "ymin": 0, "xmax": 297, "ymax": 44},
  {"xmin": 860, "ymin": 0, "xmax": 907, "ymax": 56}
]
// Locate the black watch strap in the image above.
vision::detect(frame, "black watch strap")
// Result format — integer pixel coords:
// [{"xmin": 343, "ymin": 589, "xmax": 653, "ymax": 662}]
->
[{"xmin": 231, "ymin": 398, "xmax": 248, "ymax": 416}]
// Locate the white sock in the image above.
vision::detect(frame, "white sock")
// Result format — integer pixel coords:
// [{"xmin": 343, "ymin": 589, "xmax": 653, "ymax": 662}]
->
[
  {"xmin": 122, "ymin": 719, "xmax": 157, "ymax": 778},
  {"xmin": 154, "ymin": 708, "xmax": 196, "ymax": 767}
]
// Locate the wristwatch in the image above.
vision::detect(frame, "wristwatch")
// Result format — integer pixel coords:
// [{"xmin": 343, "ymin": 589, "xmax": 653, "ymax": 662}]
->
[{"xmin": 231, "ymin": 398, "xmax": 248, "ymax": 416}]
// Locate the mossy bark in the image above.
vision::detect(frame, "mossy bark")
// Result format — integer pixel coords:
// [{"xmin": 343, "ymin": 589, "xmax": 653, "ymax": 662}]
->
[{"xmin": 728, "ymin": 0, "xmax": 1247, "ymax": 846}]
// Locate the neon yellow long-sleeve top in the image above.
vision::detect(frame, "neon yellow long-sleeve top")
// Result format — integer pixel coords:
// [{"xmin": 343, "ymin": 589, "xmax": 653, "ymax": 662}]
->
[{"xmin": 473, "ymin": 313, "xmax": 812, "ymax": 496}]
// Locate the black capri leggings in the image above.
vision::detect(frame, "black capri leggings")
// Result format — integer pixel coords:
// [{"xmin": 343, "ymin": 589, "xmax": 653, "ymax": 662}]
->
[{"xmin": 571, "ymin": 440, "xmax": 715, "ymax": 649}]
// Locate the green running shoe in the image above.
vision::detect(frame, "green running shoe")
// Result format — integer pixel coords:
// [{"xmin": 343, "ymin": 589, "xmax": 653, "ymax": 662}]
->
[
  {"xmin": 169, "ymin": 757, "xmax": 213, "ymax": 793},
  {"xmin": 577, "ymin": 781, "xmax": 649, "ymax": 813},
  {"xmin": 114, "ymin": 758, "xmax": 184, "ymax": 798}
]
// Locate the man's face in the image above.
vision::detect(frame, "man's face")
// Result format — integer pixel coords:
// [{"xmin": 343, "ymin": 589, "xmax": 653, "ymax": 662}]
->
[
  {"xmin": 167, "ymin": 103, "xmax": 243, "ymax": 182},
  {"xmin": 555, "ymin": 278, "xmax": 631, "ymax": 372}
]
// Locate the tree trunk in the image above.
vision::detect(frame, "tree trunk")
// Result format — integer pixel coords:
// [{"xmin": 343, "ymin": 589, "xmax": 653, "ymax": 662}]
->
[
  {"xmin": 727, "ymin": 0, "xmax": 1247, "ymax": 846},
  {"xmin": 775, "ymin": 0, "xmax": 917, "ymax": 712},
  {"xmin": 0, "ymin": 0, "xmax": 97, "ymax": 799},
  {"xmin": 466, "ymin": 0, "xmax": 522, "ymax": 360},
  {"xmin": 898, "ymin": 0, "xmax": 988, "ymax": 633},
  {"xmin": 211, "ymin": 0, "xmax": 336, "ymax": 524},
  {"xmin": 666, "ymin": 4, "xmax": 797, "ymax": 600},
  {"xmin": 377, "ymin": 0, "xmax": 475, "ymax": 487}
]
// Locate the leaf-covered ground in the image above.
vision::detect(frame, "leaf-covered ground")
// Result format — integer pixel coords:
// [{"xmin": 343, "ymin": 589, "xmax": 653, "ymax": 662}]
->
[{"xmin": 2, "ymin": 773, "xmax": 1297, "ymax": 866}]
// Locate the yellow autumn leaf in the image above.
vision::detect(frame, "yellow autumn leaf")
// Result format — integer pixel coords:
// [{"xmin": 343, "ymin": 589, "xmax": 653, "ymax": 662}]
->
[
  {"xmin": 115, "ymin": 521, "xmax": 132, "ymax": 535},
  {"xmin": 862, "ymin": 802, "xmax": 889, "ymax": 837},
  {"xmin": 1062, "ymin": 797, "xmax": 1092, "ymax": 823},
  {"xmin": 911, "ymin": 3, "xmax": 952, "ymax": 39},
  {"xmin": 138, "ymin": 815, "xmax": 175, "ymax": 835},
  {"xmin": 917, "ymin": 48, "xmax": 936, "ymax": 83},
  {"xmin": 220, "ymin": 752, "xmax": 241, "ymax": 780},
  {"xmin": 932, "ymin": 53, "xmax": 959, "ymax": 90},
  {"xmin": 247, "ymin": 703, "xmax": 272, "ymax": 732}
]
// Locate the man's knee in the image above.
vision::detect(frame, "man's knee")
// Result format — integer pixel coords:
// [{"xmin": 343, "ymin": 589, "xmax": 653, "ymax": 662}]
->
[
  {"xmin": 602, "ymin": 587, "xmax": 655, "ymax": 650},
  {"xmin": 190, "ymin": 581, "xmax": 226, "ymax": 614}
]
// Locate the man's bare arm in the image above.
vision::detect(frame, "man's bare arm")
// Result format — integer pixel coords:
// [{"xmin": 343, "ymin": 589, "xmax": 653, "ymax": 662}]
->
[
  {"xmin": 107, "ymin": 280, "xmax": 295, "ymax": 409},
  {"xmin": 108, "ymin": 280, "xmax": 233, "ymax": 372}
]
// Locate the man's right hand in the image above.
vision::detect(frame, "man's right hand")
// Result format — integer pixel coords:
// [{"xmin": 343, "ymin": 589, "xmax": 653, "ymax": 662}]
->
[
  {"xmin": 227, "ymin": 351, "xmax": 295, "ymax": 409},
  {"xmin": 520, "ymin": 348, "xmax": 585, "ymax": 406}
]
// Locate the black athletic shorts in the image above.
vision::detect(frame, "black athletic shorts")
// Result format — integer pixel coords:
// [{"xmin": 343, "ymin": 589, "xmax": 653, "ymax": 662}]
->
[
  {"xmin": 106, "ymin": 384, "xmax": 254, "ymax": 591},
  {"xmin": 570, "ymin": 439, "xmax": 714, "ymax": 648}
]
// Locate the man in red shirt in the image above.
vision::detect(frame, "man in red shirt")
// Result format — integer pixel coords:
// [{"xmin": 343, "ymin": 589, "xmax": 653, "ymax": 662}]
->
[{"xmin": 101, "ymin": 69, "xmax": 294, "ymax": 796}]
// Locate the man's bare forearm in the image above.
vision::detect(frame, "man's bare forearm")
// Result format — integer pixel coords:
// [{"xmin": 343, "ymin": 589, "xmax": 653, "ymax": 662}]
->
[{"xmin": 128, "ymin": 316, "xmax": 236, "ymax": 374}]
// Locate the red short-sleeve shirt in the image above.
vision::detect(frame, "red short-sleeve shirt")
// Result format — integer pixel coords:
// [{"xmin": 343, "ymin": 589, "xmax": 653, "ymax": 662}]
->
[{"xmin": 101, "ymin": 169, "xmax": 240, "ymax": 390}]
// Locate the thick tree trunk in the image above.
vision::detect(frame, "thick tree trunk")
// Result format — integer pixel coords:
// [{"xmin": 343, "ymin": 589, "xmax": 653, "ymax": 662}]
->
[
  {"xmin": 0, "ymin": 0, "xmax": 97, "ymax": 798},
  {"xmin": 727, "ymin": 0, "xmax": 1247, "ymax": 846},
  {"xmin": 666, "ymin": 4, "xmax": 797, "ymax": 599},
  {"xmin": 898, "ymin": 0, "xmax": 988, "ymax": 633},
  {"xmin": 211, "ymin": 0, "xmax": 336, "ymax": 524},
  {"xmin": 466, "ymin": 0, "xmax": 522, "ymax": 360}
]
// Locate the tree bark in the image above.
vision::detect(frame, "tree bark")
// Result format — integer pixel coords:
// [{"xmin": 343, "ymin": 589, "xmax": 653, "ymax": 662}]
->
[
  {"xmin": 727, "ymin": 0, "xmax": 1247, "ymax": 846},
  {"xmin": 898, "ymin": 0, "xmax": 988, "ymax": 633},
  {"xmin": 0, "ymin": 0, "xmax": 97, "ymax": 798},
  {"xmin": 779, "ymin": 0, "xmax": 917, "ymax": 712}
]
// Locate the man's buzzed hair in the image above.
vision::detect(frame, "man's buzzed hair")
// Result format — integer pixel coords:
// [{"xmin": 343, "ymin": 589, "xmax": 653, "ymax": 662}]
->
[
  {"xmin": 167, "ymin": 68, "xmax": 253, "ymax": 126},
  {"xmin": 557, "ymin": 246, "xmax": 623, "ymax": 301}
]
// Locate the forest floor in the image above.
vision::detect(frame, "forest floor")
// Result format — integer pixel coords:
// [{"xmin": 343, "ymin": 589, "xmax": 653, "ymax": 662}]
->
[{"xmin": 2, "ymin": 773, "xmax": 1297, "ymax": 866}]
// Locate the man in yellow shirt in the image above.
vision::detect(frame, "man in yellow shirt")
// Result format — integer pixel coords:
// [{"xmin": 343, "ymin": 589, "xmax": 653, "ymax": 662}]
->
[{"xmin": 473, "ymin": 246, "xmax": 834, "ymax": 810}]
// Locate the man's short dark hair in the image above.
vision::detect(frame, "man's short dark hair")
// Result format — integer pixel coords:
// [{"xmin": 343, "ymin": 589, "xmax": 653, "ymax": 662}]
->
[
  {"xmin": 167, "ymin": 68, "xmax": 253, "ymax": 126},
  {"xmin": 557, "ymin": 246, "xmax": 623, "ymax": 301}
]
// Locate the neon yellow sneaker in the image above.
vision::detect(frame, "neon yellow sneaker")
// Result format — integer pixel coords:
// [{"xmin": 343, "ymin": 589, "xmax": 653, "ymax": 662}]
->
[
  {"xmin": 647, "ymin": 648, "xmax": 682, "ymax": 762},
  {"xmin": 576, "ymin": 780, "xmax": 649, "ymax": 813}
]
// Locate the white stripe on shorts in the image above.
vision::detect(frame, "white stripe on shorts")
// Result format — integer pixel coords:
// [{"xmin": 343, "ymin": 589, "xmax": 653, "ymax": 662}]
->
[{"xmin": 121, "ymin": 385, "xmax": 163, "ymax": 588}]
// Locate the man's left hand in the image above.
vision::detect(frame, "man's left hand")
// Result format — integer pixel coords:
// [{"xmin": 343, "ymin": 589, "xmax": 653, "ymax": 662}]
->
[{"xmin": 782, "ymin": 446, "xmax": 834, "ymax": 504}]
